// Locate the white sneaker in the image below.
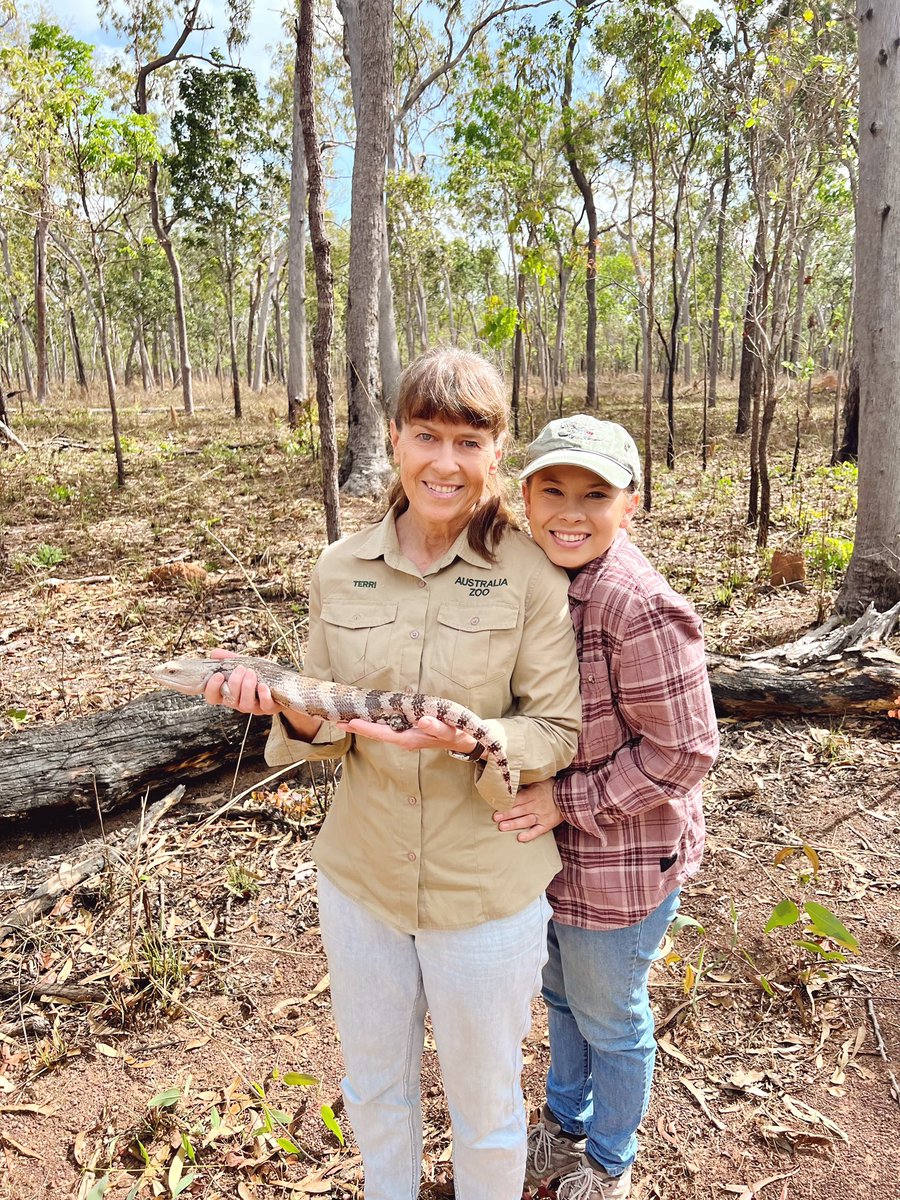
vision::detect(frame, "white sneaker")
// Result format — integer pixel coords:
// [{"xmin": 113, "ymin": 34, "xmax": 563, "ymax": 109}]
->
[
  {"xmin": 555, "ymin": 1155, "xmax": 632, "ymax": 1200},
  {"xmin": 524, "ymin": 1105, "xmax": 587, "ymax": 1188}
]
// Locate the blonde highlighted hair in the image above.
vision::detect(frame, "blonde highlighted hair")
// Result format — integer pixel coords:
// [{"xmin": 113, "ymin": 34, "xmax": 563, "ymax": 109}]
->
[{"xmin": 385, "ymin": 347, "xmax": 518, "ymax": 561}]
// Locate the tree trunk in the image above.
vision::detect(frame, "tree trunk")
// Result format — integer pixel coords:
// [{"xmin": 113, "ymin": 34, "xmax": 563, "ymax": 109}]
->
[
  {"xmin": 252, "ymin": 242, "xmax": 288, "ymax": 392},
  {"xmin": 69, "ymin": 309, "xmax": 87, "ymax": 391},
  {"xmin": 338, "ymin": 0, "xmax": 402, "ymax": 411},
  {"xmin": 553, "ymin": 256, "xmax": 572, "ymax": 409},
  {"xmin": 288, "ymin": 52, "xmax": 310, "ymax": 429},
  {"xmin": 226, "ymin": 268, "xmax": 242, "ymax": 420},
  {"xmin": 0, "ymin": 220, "xmax": 34, "ymax": 398},
  {"xmin": 837, "ymin": 7, "xmax": 900, "ymax": 615},
  {"xmin": 246, "ymin": 265, "xmax": 261, "ymax": 384},
  {"xmin": 92, "ymin": 250, "xmax": 126, "ymax": 487},
  {"xmin": 511, "ymin": 267, "xmax": 526, "ymax": 440},
  {"xmin": 135, "ymin": 4, "xmax": 203, "ymax": 416},
  {"xmin": 378, "ymin": 201, "xmax": 403, "ymax": 406},
  {"xmin": 297, "ymin": 4, "xmax": 341, "ymax": 543},
  {"xmin": 34, "ymin": 162, "xmax": 50, "ymax": 402},
  {"xmin": 562, "ymin": 0, "xmax": 597, "ymax": 409},
  {"xmin": 788, "ymin": 228, "xmax": 814, "ymax": 367},
  {"xmin": 836, "ymin": 354, "xmax": 859, "ymax": 463},
  {"xmin": 337, "ymin": 0, "xmax": 393, "ymax": 496},
  {"xmin": 708, "ymin": 142, "xmax": 732, "ymax": 411},
  {"xmin": 737, "ymin": 216, "xmax": 765, "ymax": 436},
  {"xmin": 443, "ymin": 263, "xmax": 456, "ymax": 345}
]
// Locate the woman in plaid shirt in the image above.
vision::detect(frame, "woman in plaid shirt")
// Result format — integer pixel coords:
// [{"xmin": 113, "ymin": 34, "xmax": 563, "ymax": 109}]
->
[{"xmin": 496, "ymin": 415, "xmax": 719, "ymax": 1200}]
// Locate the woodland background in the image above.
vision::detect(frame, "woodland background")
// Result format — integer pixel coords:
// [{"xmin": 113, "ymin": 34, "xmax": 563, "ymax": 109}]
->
[{"xmin": 1, "ymin": 2, "xmax": 899, "ymax": 1199}]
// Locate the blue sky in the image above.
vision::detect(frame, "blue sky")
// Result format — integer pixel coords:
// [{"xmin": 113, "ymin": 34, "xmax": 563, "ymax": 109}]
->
[{"xmin": 54, "ymin": 1, "xmax": 291, "ymax": 87}]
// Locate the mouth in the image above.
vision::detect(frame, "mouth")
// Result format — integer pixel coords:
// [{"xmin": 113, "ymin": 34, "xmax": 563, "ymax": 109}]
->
[
  {"xmin": 423, "ymin": 482, "xmax": 463, "ymax": 497},
  {"xmin": 550, "ymin": 531, "xmax": 590, "ymax": 546}
]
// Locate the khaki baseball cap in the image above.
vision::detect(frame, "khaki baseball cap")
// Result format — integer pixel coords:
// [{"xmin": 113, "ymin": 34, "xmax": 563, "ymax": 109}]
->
[{"xmin": 520, "ymin": 415, "xmax": 642, "ymax": 489}]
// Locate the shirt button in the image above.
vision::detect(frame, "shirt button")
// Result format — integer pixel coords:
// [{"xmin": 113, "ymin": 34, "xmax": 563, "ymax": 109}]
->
[
  {"xmin": 410, "ymin": 630, "xmax": 420, "ymax": 639},
  {"xmin": 407, "ymin": 851, "xmax": 417, "ymax": 862},
  {"xmin": 588, "ymin": 674, "xmax": 595, "ymax": 683},
  {"xmin": 407, "ymin": 796, "xmax": 418, "ymax": 806},
  {"xmin": 417, "ymin": 579, "xmax": 426, "ymax": 588},
  {"xmin": 469, "ymin": 616, "xmax": 480, "ymax": 626}
]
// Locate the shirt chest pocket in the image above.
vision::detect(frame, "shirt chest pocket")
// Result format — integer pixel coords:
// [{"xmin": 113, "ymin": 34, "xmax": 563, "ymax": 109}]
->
[
  {"xmin": 320, "ymin": 601, "xmax": 398, "ymax": 684},
  {"xmin": 431, "ymin": 603, "xmax": 520, "ymax": 690}
]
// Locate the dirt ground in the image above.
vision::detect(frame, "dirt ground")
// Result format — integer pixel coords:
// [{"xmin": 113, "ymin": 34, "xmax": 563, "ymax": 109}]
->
[{"xmin": 0, "ymin": 381, "xmax": 898, "ymax": 1200}]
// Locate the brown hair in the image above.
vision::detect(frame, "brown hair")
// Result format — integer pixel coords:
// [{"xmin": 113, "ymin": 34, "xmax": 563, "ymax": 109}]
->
[{"xmin": 385, "ymin": 347, "xmax": 518, "ymax": 561}]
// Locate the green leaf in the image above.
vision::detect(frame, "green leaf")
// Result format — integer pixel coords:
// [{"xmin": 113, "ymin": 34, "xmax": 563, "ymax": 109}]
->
[
  {"xmin": 283, "ymin": 1072, "xmax": 319, "ymax": 1087},
  {"xmin": 148, "ymin": 1087, "xmax": 182, "ymax": 1110},
  {"xmin": 757, "ymin": 974, "xmax": 774, "ymax": 996},
  {"xmin": 276, "ymin": 1135, "xmax": 302, "ymax": 1155},
  {"xmin": 803, "ymin": 901, "xmax": 859, "ymax": 951},
  {"xmin": 320, "ymin": 1103, "xmax": 345, "ymax": 1145},
  {"xmin": 85, "ymin": 1178, "xmax": 111, "ymax": 1200},
  {"xmin": 793, "ymin": 939, "xmax": 846, "ymax": 962},
  {"xmin": 670, "ymin": 914, "xmax": 705, "ymax": 937},
  {"xmin": 764, "ymin": 899, "xmax": 800, "ymax": 933},
  {"xmin": 172, "ymin": 1173, "xmax": 197, "ymax": 1198}
]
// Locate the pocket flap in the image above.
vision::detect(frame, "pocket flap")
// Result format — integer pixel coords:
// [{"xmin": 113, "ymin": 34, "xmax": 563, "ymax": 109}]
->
[
  {"xmin": 436, "ymin": 603, "xmax": 519, "ymax": 632},
  {"xmin": 321, "ymin": 601, "xmax": 398, "ymax": 629}
]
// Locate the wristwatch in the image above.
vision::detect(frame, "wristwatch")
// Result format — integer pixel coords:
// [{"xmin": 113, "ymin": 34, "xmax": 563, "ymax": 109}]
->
[{"xmin": 447, "ymin": 741, "xmax": 485, "ymax": 762}]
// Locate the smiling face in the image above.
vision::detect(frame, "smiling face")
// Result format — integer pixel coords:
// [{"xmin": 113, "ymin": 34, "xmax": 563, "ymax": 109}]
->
[
  {"xmin": 390, "ymin": 417, "xmax": 502, "ymax": 540},
  {"xmin": 523, "ymin": 463, "xmax": 641, "ymax": 572}
]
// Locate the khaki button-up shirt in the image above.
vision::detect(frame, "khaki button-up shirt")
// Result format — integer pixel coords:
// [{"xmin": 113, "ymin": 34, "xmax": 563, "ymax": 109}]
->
[{"xmin": 266, "ymin": 513, "xmax": 581, "ymax": 932}]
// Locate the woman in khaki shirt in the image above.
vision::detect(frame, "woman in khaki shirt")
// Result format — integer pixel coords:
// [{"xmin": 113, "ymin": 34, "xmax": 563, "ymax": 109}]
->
[{"xmin": 203, "ymin": 348, "xmax": 581, "ymax": 1200}]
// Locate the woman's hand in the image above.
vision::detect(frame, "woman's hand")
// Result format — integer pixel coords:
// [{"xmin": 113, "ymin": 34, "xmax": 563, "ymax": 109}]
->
[
  {"xmin": 336, "ymin": 714, "xmax": 479, "ymax": 756},
  {"xmin": 202, "ymin": 648, "xmax": 284, "ymax": 717},
  {"xmin": 493, "ymin": 779, "xmax": 564, "ymax": 843}
]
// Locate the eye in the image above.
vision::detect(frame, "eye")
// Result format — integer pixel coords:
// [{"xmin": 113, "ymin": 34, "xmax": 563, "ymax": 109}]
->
[
  {"xmin": 541, "ymin": 485, "xmax": 563, "ymax": 496},
  {"xmin": 462, "ymin": 439, "xmax": 482, "ymax": 450},
  {"xmin": 586, "ymin": 492, "xmax": 612, "ymax": 502},
  {"xmin": 416, "ymin": 431, "xmax": 434, "ymax": 442}
]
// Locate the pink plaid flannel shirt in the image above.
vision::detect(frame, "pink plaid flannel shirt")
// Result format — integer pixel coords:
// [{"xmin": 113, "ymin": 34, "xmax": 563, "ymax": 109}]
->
[{"xmin": 549, "ymin": 531, "xmax": 719, "ymax": 930}]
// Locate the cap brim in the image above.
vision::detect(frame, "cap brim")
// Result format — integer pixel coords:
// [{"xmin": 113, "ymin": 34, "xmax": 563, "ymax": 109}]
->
[{"xmin": 519, "ymin": 450, "xmax": 634, "ymax": 490}]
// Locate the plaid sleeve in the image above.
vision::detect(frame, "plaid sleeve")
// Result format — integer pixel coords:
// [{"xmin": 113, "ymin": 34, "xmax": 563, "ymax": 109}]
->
[{"xmin": 554, "ymin": 593, "xmax": 718, "ymax": 838}]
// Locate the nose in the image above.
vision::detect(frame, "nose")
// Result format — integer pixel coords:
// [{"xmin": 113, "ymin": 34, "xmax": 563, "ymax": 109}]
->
[{"xmin": 433, "ymin": 439, "xmax": 459, "ymax": 474}]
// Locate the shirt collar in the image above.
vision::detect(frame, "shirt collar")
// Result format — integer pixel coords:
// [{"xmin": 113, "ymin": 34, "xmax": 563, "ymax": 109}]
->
[
  {"xmin": 353, "ymin": 509, "xmax": 496, "ymax": 573},
  {"xmin": 568, "ymin": 529, "xmax": 628, "ymax": 602}
]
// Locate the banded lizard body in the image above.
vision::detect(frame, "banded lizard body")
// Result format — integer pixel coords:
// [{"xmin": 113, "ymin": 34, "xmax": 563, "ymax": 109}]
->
[{"xmin": 151, "ymin": 654, "xmax": 513, "ymax": 794}]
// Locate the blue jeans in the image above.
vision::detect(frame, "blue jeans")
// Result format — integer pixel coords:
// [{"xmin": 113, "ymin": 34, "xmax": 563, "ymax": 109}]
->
[
  {"xmin": 542, "ymin": 889, "xmax": 681, "ymax": 1177},
  {"xmin": 317, "ymin": 871, "xmax": 551, "ymax": 1200}
]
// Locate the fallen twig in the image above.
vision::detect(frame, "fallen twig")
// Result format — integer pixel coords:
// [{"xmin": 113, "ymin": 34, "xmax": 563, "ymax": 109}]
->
[
  {"xmin": 0, "ymin": 784, "xmax": 184, "ymax": 931},
  {"xmin": 866, "ymin": 995, "xmax": 889, "ymax": 1061}
]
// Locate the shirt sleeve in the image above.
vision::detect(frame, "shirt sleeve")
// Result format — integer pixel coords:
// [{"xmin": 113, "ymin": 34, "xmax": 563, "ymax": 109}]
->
[
  {"xmin": 264, "ymin": 565, "xmax": 352, "ymax": 768},
  {"xmin": 553, "ymin": 593, "xmax": 719, "ymax": 838},
  {"xmin": 474, "ymin": 554, "xmax": 582, "ymax": 805}
]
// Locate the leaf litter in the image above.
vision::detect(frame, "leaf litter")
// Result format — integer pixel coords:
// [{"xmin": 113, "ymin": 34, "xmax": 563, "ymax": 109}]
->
[{"xmin": 1, "ymin": 389, "xmax": 899, "ymax": 1197}]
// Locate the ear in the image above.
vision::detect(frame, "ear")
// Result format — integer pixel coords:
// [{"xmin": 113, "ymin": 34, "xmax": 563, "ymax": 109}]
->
[
  {"xmin": 490, "ymin": 435, "xmax": 504, "ymax": 473},
  {"xmin": 620, "ymin": 490, "xmax": 641, "ymax": 528},
  {"xmin": 521, "ymin": 478, "xmax": 532, "ymax": 519},
  {"xmin": 389, "ymin": 419, "xmax": 400, "ymax": 459}
]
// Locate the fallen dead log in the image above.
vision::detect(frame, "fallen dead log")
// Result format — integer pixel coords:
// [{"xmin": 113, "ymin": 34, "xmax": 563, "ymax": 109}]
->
[
  {"xmin": 710, "ymin": 601, "xmax": 900, "ymax": 718},
  {"xmin": 2, "ymin": 606, "xmax": 898, "ymax": 826},
  {"xmin": 0, "ymin": 692, "xmax": 267, "ymax": 823},
  {"xmin": 707, "ymin": 647, "xmax": 900, "ymax": 717}
]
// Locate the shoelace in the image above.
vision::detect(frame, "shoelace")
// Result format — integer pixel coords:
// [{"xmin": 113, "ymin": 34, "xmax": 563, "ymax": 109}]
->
[
  {"xmin": 526, "ymin": 1122, "xmax": 557, "ymax": 1175},
  {"xmin": 556, "ymin": 1160, "xmax": 603, "ymax": 1200}
]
